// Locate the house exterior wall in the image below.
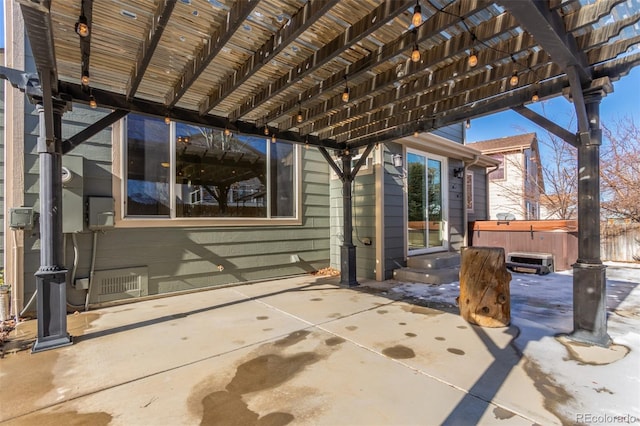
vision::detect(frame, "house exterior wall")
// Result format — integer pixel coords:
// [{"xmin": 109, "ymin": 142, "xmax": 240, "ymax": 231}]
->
[
  {"xmin": 18, "ymin": 103, "xmax": 332, "ymax": 305},
  {"xmin": 486, "ymin": 147, "xmax": 541, "ymax": 221},
  {"xmin": 382, "ymin": 142, "xmax": 405, "ymax": 279},
  {"xmin": 329, "ymin": 125, "xmax": 468, "ymax": 281},
  {"xmin": 488, "ymin": 151, "xmax": 526, "ymax": 219},
  {"xmin": 7, "ymin": 37, "xmax": 331, "ymax": 308}
]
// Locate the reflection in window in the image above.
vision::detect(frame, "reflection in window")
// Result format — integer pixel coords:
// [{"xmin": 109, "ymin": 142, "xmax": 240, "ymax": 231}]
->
[
  {"xmin": 175, "ymin": 123, "xmax": 267, "ymax": 217},
  {"xmin": 126, "ymin": 114, "xmax": 170, "ymax": 216},
  {"xmin": 123, "ymin": 113, "xmax": 297, "ymax": 220},
  {"xmin": 270, "ymin": 142, "xmax": 295, "ymax": 217}
]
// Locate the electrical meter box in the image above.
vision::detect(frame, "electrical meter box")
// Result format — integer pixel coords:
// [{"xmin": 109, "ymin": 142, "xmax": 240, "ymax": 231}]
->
[
  {"xmin": 87, "ymin": 197, "xmax": 115, "ymax": 230},
  {"xmin": 62, "ymin": 155, "xmax": 85, "ymax": 233},
  {"xmin": 9, "ymin": 207, "xmax": 35, "ymax": 230}
]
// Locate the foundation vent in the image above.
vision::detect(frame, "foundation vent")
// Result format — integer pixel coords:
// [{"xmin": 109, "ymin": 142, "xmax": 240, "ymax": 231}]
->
[{"xmin": 88, "ymin": 266, "xmax": 149, "ymax": 304}]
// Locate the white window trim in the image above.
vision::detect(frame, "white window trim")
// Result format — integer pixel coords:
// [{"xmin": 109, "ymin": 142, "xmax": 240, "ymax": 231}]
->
[{"xmin": 112, "ymin": 117, "xmax": 302, "ymax": 228}]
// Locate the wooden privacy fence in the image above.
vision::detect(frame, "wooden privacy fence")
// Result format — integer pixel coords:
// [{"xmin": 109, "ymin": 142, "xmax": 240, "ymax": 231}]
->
[
  {"xmin": 601, "ymin": 222, "xmax": 640, "ymax": 262},
  {"xmin": 470, "ymin": 220, "xmax": 578, "ymax": 271}
]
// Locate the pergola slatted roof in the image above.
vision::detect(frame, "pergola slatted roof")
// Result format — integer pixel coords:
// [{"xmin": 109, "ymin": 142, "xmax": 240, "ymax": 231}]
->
[{"xmin": 16, "ymin": 0, "xmax": 640, "ymax": 150}]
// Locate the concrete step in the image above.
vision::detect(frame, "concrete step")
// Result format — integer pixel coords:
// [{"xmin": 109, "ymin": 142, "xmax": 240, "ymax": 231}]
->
[
  {"xmin": 407, "ymin": 252, "xmax": 461, "ymax": 270},
  {"xmin": 392, "ymin": 266, "xmax": 460, "ymax": 285}
]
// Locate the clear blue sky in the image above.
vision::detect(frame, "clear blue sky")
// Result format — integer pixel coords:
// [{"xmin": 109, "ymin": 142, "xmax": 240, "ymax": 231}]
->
[{"xmin": 1, "ymin": 1, "xmax": 637, "ymax": 140}]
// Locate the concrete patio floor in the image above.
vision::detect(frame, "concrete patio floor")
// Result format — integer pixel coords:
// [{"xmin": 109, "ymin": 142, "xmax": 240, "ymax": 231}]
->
[{"xmin": 0, "ymin": 274, "xmax": 635, "ymax": 425}]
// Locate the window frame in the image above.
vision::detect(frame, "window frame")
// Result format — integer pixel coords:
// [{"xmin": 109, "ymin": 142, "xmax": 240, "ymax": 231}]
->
[
  {"xmin": 489, "ymin": 153, "xmax": 506, "ymax": 181},
  {"xmin": 112, "ymin": 115, "xmax": 302, "ymax": 228}
]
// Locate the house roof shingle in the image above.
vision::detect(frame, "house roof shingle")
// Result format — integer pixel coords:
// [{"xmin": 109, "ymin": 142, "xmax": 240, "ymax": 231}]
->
[{"xmin": 468, "ymin": 133, "xmax": 537, "ymax": 155}]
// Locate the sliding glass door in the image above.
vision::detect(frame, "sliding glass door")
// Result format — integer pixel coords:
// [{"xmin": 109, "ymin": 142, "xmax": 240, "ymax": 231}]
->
[{"xmin": 407, "ymin": 150, "xmax": 447, "ymax": 254}]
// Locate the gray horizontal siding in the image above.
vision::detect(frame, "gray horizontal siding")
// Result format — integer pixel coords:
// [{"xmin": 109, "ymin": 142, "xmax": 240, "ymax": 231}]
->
[
  {"xmin": 21, "ymin": 106, "xmax": 331, "ymax": 304},
  {"xmin": 383, "ymin": 143, "xmax": 405, "ymax": 279},
  {"xmin": 432, "ymin": 123, "xmax": 464, "ymax": 143}
]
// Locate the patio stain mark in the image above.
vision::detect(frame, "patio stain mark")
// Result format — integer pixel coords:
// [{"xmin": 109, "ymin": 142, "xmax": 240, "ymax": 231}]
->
[
  {"xmin": 556, "ymin": 336, "xmax": 630, "ymax": 365},
  {"xmin": 256, "ymin": 316, "xmax": 269, "ymax": 320},
  {"xmin": 492, "ymin": 406, "xmax": 516, "ymax": 420},
  {"xmin": 405, "ymin": 333, "xmax": 417, "ymax": 337},
  {"xmin": 2, "ymin": 313, "xmax": 101, "ymax": 421},
  {"xmin": 447, "ymin": 348, "xmax": 465, "ymax": 355},
  {"xmin": 198, "ymin": 350, "xmax": 322, "ymax": 425},
  {"xmin": 345, "ymin": 326, "xmax": 358, "ymax": 331},
  {"xmin": 325, "ymin": 337, "xmax": 346, "ymax": 346},
  {"xmin": 327, "ymin": 313, "xmax": 342, "ymax": 318},
  {"xmin": 9, "ymin": 411, "xmax": 112, "ymax": 426},
  {"xmin": 274, "ymin": 330, "xmax": 311, "ymax": 347},
  {"xmin": 402, "ymin": 306, "xmax": 443, "ymax": 316},
  {"xmin": 201, "ymin": 391, "xmax": 293, "ymax": 426},
  {"xmin": 377, "ymin": 309, "xmax": 388, "ymax": 314},
  {"xmin": 457, "ymin": 325, "xmax": 468, "ymax": 329},
  {"xmin": 435, "ymin": 337, "xmax": 446, "ymax": 341},
  {"xmin": 382, "ymin": 345, "xmax": 415, "ymax": 359},
  {"xmin": 398, "ymin": 322, "xmax": 407, "ymax": 326},
  {"xmin": 227, "ymin": 352, "xmax": 319, "ymax": 395},
  {"xmin": 310, "ymin": 298, "xmax": 323, "ymax": 302},
  {"xmin": 523, "ymin": 358, "xmax": 574, "ymax": 425}
]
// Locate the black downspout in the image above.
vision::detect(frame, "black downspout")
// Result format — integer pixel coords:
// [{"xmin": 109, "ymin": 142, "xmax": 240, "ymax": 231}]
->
[{"xmin": 32, "ymin": 100, "xmax": 72, "ymax": 353}]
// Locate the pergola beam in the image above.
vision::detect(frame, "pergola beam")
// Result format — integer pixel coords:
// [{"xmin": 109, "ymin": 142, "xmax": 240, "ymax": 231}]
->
[
  {"xmin": 199, "ymin": 0, "xmax": 340, "ymax": 115},
  {"xmin": 264, "ymin": 0, "xmax": 491, "ymax": 127},
  {"xmin": 497, "ymin": 0, "xmax": 591, "ymax": 84},
  {"xmin": 323, "ymin": 22, "xmax": 634, "ymax": 142},
  {"xmin": 345, "ymin": 70, "xmax": 573, "ymax": 149},
  {"xmin": 127, "ymin": 0, "xmax": 177, "ymax": 99},
  {"xmin": 17, "ymin": 0, "xmax": 57, "ymax": 92},
  {"xmin": 313, "ymin": 28, "xmax": 531, "ymax": 139},
  {"xmin": 231, "ymin": 0, "xmax": 414, "ymax": 120},
  {"xmin": 297, "ymin": 11, "xmax": 520, "ymax": 136},
  {"xmin": 166, "ymin": 0, "xmax": 259, "ymax": 108},
  {"xmin": 59, "ymin": 82, "xmax": 344, "ymax": 150},
  {"xmin": 62, "ymin": 109, "xmax": 129, "ymax": 154},
  {"xmin": 511, "ymin": 106, "xmax": 577, "ymax": 147}
]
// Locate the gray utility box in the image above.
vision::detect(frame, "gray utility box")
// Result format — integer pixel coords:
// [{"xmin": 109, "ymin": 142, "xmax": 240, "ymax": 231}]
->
[
  {"xmin": 9, "ymin": 207, "xmax": 35, "ymax": 230},
  {"xmin": 506, "ymin": 252, "xmax": 554, "ymax": 275},
  {"xmin": 88, "ymin": 197, "xmax": 115, "ymax": 230}
]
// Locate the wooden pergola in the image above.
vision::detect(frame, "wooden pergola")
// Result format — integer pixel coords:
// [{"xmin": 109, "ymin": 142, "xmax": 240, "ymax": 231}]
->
[{"xmin": 4, "ymin": 0, "xmax": 639, "ymax": 351}]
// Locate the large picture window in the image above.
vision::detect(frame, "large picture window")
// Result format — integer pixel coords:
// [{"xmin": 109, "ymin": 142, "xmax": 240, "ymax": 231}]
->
[{"xmin": 124, "ymin": 114, "xmax": 298, "ymax": 221}]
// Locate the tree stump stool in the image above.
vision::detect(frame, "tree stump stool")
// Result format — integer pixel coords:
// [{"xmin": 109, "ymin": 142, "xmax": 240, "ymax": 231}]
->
[{"xmin": 458, "ymin": 247, "xmax": 512, "ymax": 327}]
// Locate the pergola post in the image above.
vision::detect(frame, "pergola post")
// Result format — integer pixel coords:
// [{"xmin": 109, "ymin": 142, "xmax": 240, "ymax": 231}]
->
[
  {"xmin": 32, "ymin": 100, "xmax": 72, "ymax": 353},
  {"xmin": 339, "ymin": 152, "xmax": 358, "ymax": 287},
  {"xmin": 571, "ymin": 89, "xmax": 611, "ymax": 347}
]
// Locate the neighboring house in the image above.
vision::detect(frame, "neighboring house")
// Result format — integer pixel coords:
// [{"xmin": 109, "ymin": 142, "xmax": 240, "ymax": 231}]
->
[
  {"xmin": 539, "ymin": 193, "xmax": 577, "ymax": 220},
  {"xmin": 2, "ymin": 13, "xmax": 496, "ymax": 312},
  {"xmin": 469, "ymin": 133, "xmax": 544, "ymax": 220}
]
